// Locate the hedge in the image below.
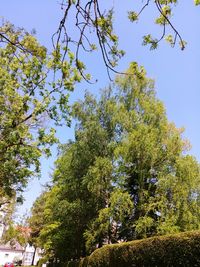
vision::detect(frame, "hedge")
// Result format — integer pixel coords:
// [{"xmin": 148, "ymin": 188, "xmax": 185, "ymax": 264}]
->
[{"xmin": 66, "ymin": 231, "xmax": 200, "ymax": 267}]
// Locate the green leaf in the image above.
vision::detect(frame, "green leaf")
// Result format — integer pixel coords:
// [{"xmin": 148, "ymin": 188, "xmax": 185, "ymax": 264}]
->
[{"xmin": 194, "ymin": 0, "xmax": 200, "ymax": 5}]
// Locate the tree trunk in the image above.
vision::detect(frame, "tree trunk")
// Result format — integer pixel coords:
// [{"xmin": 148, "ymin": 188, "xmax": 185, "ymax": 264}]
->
[{"xmin": 31, "ymin": 246, "xmax": 37, "ymax": 266}]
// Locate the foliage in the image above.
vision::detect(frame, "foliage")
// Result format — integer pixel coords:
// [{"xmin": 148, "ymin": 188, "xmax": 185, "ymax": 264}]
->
[
  {"xmin": 0, "ymin": 0, "xmax": 199, "ymax": 212},
  {"xmin": 67, "ymin": 231, "xmax": 200, "ymax": 267},
  {"xmin": 51, "ymin": 0, "xmax": 200, "ymax": 78},
  {"xmin": 0, "ymin": 195, "xmax": 15, "ymax": 226},
  {"xmin": 29, "ymin": 63, "xmax": 200, "ymax": 262},
  {"xmin": 1, "ymin": 223, "xmax": 29, "ymax": 246},
  {"xmin": 1, "ymin": 2, "xmax": 199, "ymax": 262},
  {"xmin": 1, "ymin": 2, "xmax": 199, "ymax": 79},
  {"xmin": 28, "ymin": 191, "xmax": 50, "ymax": 247},
  {"xmin": 0, "ymin": 22, "xmax": 81, "ymax": 202}
]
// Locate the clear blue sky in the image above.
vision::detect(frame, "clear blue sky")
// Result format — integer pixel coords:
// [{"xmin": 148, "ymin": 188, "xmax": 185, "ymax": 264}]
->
[{"xmin": 1, "ymin": 1, "xmax": 200, "ymax": 217}]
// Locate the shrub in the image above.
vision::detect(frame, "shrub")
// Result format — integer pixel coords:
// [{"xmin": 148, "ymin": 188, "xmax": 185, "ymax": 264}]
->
[{"xmin": 67, "ymin": 231, "xmax": 200, "ymax": 267}]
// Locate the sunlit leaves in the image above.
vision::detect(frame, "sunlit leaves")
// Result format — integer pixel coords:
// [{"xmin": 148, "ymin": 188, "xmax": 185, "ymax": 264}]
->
[
  {"xmin": 142, "ymin": 34, "xmax": 158, "ymax": 50},
  {"xmin": 128, "ymin": 11, "xmax": 138, "ymax": 22},
  {"xmin": 28, "ymin": 63, "xmax": 200, "ymax": 261},
  {"xmin": 0, "ymin": 22, "xmax": 81, "ymax": 200},
  {"xmin": 194, "ymin": 0, "xmax": 200, "ymax": 5}
]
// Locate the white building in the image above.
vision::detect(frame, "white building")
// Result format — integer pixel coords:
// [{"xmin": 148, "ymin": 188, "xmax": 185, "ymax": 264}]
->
[
  {"xmin": 23, "ymin": 244, "xmax": 42, "ymax": 266},
  {"xmin": 0, "ymin": 203, "xmax": 42, "ymax": 265},
  {"xmin": 0, "ymin": 241, "xmax": 42, "ymax": 266},
  {"xmin": 0, "ymin": 241, "xmax": 24, "ymax": 265}
]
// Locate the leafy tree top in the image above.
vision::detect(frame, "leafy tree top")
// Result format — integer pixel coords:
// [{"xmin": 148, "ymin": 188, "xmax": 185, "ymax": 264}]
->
[{"xmin": 0, "ymin": 22, "xmax": 82, "ymax": 202}]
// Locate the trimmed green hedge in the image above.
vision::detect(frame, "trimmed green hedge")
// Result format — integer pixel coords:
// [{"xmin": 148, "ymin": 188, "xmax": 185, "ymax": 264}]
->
[{"xmin": 67, "ymin": 231, "xmax": 200, "ymax": 267}]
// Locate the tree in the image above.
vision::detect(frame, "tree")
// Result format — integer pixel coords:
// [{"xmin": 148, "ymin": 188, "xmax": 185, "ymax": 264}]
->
[
  {"xmin": 132, "ymin": 155, "xmax": 200, "ymax": 237},
  {"xmin": 1, "ymin": 1, "xmax": 200, "ymax": 80},
  {"xmin": 0, "ymin": 22, "xmax": 82, "ymax": 203},
  {"xmin": 1, "ymin": 223, "xmax": 30, "ymax": 246},
  {"xmin": 35, "ymin": 108, "xmax": 117, "ymax": 260},
  {"xmin": 28, "ymin": 191, "xmax": 50, "ymax": 247},
  {"xmin": 29, "ymin": 87, "xmax": 121, "ymax": 261},
  {"xmin": 1, "ymin": 211, "xmax": 31, "ymax": 246},
  {"xmin": 53, "ymin": 0, "xmax": 199, "ymax": 78},
  {"xmin": 0, "ymin": 196, "xmax": 15, "ymax": 238},
  {"xmin": 113, "ymin": 64, "xmax": 200, "ymax": 238},
  {"xmin": 0, "ymin": 1, "xmax": 199, "ymax": 203},
  {"xmin": 29, "ymin": 63, "xmax": 200, "ymax": 261}
]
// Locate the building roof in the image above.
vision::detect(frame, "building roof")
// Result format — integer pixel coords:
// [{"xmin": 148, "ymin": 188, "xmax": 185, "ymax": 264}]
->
[{"xmin": 0, "ymin": 240, "xmax": 24, "ymax": 252}]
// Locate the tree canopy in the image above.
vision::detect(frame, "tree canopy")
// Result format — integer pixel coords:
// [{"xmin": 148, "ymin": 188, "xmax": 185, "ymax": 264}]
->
[
  {"xmin": 1, "ymin": 2, "xmax": 200, "ymax": 262},
  {"xmin": 28, "ymin": 64, "xmax": 200, "ymax": 261},
  {"xmin": 1, "ymin": 1, "xmax": 200, "ymax": 80},
  {"xmin": 52, "ymin": 0, "xmax": 200, "ymax": 78},
  {"xmin": 0, "ymin": 22, "xmax": 82, "ymax": 203},
  {"xmin": 0, "ymin": 2, "xmax": 199, "ymax": 204}
]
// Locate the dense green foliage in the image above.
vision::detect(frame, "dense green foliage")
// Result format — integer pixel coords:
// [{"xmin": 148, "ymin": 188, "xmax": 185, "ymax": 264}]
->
[
  {"xmin": 1, "ymin": 0, "xmax": 200, "ymax": 207},
  {"xmin": 1, "ymin": 223, "xmax": 27, "ymax": 246},
  {"xmin": 67, "ymin": 231, "xmax": 200, "ymax": 267},
  {"xmin": 28, "ymin": 190, "xmax": 49, "ymax": 247},
  {"xmin": 29, "ymin": 64, "xmax": 200, "ymax": 262},
  {"xmin": 0, "ymin": 22, "xmax": 82, "ymax": 203},
  {"xmin": 1, "ymin": 3, "xmax": 200, "ymax": 262}
]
